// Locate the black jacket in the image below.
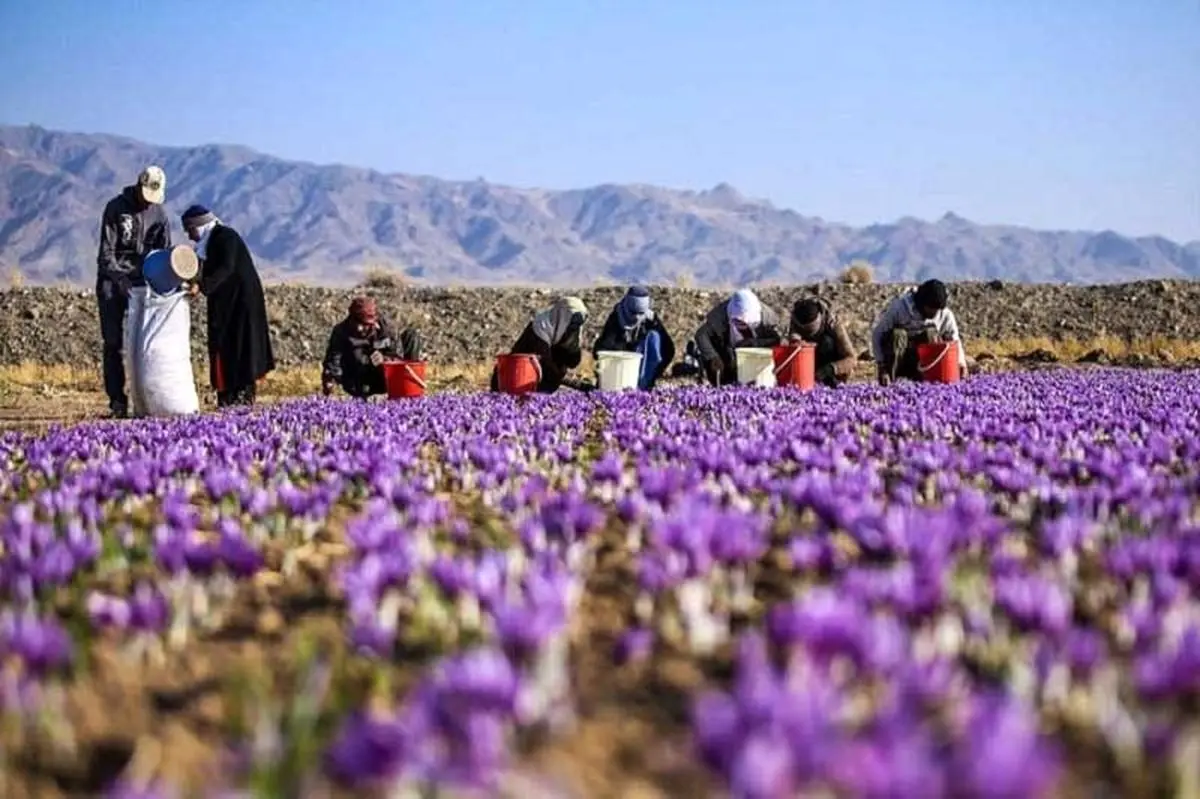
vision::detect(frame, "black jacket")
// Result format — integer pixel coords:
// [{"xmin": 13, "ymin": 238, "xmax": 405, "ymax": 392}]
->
[
  {"xmin": 591, "ymin": 309, "xmax": 676, "ymax": 387},
  {"xmin": 95, "ymin": 186, "xmax": 172, "ymax": 287},
  {"xmin": 197, "ymin": 225, "xmax": 276, "ymax": 391},
  {"xmin": 491, "ymin": 323, "xmax": 583, "ymax": 393},
  {"xmin": 322, "ymin": 314, "xmax": 404, "ymax": 385}
]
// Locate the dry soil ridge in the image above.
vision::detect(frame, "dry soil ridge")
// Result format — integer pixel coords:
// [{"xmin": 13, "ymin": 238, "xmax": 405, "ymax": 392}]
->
[{"xmin": 2, "ymin": 280, "xmax": 1197, "ymax": 370}]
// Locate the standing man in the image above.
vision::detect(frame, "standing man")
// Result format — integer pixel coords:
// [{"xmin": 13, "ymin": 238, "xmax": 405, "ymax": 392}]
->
[
  {"xmin": 95, "ymin": 166, "xmax": 172, "ymax": 418},
  {"xmin": 181, "ymin": 205, "xmax": 276, "ymax": 408}
]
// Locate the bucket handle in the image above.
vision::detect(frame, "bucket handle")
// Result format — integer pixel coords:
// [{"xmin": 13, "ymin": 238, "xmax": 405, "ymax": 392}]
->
[
  {"xmin": 498, "ymin": 354, "xmax": 542, "ymax": 389},
  {"xmin": 773, "ymin": 344, "xmax": 807, "ymax": 376},
  {"xmin": 403, "ymin": 363, "xmax": 427, "ymax": 390},
  {"xmin": 917, "ymin": 342, "xmax": 955, "ymax": 373}
]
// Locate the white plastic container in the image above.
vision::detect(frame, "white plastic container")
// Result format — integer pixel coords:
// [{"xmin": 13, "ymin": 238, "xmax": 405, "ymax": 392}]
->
[
  {"xmin": 596, "ymin": 350, "xmax": 643, "ymax": 391},
  {"xmin": 736, "ymin": 347, "xmax": 776, "ymax": 388}
]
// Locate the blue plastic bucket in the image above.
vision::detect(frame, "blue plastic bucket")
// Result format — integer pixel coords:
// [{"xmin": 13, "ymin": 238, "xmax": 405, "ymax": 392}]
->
[{"xmin": 143, "ymin": 246, "xmax": 199, "ymax": 295}]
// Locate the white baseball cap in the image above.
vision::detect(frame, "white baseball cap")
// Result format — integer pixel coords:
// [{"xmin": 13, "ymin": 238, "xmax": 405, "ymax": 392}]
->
[{"xmin": 138, "ymin": 165, "xmax": 166, "ymax": 204}]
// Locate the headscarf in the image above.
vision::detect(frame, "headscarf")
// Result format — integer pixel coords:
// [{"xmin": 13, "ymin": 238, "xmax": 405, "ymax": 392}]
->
[
  {"xmin": 616, "ymin": 286, "xmax": 654, "ymax": 334},
  {"xmin": 532, "ymin": 296, "xmax": 588, "ymax": 346},
  {"xmin": 181, "ymin": 204, "xmax": 220, "ymax": 260},
  {"xmin": 727, "ymin": 289, "xmax": 762, "ymax": 344},
  {"xmin": 349, "ymin": 296, "xmax": 378, "ymax": 326}
]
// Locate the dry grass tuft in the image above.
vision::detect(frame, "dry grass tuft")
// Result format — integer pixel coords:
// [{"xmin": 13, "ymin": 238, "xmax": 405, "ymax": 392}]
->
[
  {"xmin": 840, "ymin": 261, "xmax": 874, "ymax": 284},
  {"xmin": 358, "ymin": 266, "xmax": 407, "ymax": 290},
  {"xmin": 971, "ymin": 334, "xmax": 1200, "ymax": 362}
]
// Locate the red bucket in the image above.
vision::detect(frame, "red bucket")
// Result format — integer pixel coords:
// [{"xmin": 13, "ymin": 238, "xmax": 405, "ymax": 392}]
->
[
  {"xmin": 916, "ymin": 341, "xmax": 960, "ymax": 384},
  {"xmin": 496, "ymin": 353, "xmax": 542, "ymax": 395},
  {"xmin": 382, "ymin": 360, "xmax": 428, "ymax": 398},
  {"xmin": 773, "ymin": 343, "xmax": 816, "ymax": 391}
]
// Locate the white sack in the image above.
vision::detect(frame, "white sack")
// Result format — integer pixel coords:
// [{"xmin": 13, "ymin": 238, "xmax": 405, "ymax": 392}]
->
[{"xmin": 123, "ymin": 287, "xmax": 200, "ymax": 417}]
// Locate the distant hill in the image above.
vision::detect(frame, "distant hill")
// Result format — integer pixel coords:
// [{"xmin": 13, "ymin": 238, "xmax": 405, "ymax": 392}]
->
[{"xmin": 1, "ymin": 124, "xmax": 1197, "ymax": 287}]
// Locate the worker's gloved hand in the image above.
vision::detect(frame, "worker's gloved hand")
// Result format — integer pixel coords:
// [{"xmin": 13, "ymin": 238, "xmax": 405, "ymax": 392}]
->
[
  {"xmin": 369, "ymin": 351, "xmax": 384, "ymax": 367},
  {"xmin": 321, "ymin": 381, "xmax": 334, "ymax": 397}
]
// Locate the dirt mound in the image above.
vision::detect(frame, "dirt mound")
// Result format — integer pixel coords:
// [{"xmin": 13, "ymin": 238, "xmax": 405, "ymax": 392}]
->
[{"xmin": 1, "ymin": 280, "xmax": 1197, "ymax": 370}]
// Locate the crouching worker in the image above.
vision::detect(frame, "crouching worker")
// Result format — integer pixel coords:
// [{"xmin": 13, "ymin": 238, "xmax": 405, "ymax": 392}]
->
[
  {"xmin": 694, "ymin": 289, "xmax": 783, "ymax": 386},
  {"xmin": 321, "ymin": 296, "xmax": 423, "ymax": 399},
  {"xmin": 788, "ymin": 297, "xmax": 856, "ymax": 387},
  {"xmin": 491, "ymin": 296, "xmax": 589, "ymax": 393},
  {"xmin": 870, "ymin": 278, "xmax": 967, "ymax": 386},
  {"xmin": 591, "ymin": 286, "xmax": 676, "ymax": 390}
]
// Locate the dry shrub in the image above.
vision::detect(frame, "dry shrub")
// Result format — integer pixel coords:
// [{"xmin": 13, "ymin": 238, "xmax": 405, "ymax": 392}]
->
[
  {"xmin": 1, "ymin": 267, "xmax": 25, "ymax": 289},
  {"xmin": 359, "ymin": 266, "xmax": 406, "ymax": 290},
  {"xmin": 840, "ymin": 261, "xmax": 874, "ymax": 284},
  {"xmin": 673, "ymin": 270, "xmax": 696, "ymax": 289}
]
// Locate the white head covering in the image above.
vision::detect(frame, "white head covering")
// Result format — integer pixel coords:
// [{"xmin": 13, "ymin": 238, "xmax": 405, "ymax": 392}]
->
[
  {"xmin": 531, "ymin": 296, "xmax": 588, "ymax": 346},
  {"xmin": 727, "ymin": 289, "xmax": 762, "ymax": 344},
  {"xmin": 193, "ymin": 219, "xmax": 219, "ymax": 260}
]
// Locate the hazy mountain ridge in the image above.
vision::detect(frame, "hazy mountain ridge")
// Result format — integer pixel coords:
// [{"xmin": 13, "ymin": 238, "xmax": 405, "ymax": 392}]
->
[{"xmin": 1, "ymin": 124, "xmax": 1197, "ymax": 286}]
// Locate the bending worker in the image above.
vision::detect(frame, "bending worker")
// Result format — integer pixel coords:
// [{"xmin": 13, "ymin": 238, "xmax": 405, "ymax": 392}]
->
[
  {"xmin": 870, "ymin": 278, "xmax": 968, "ymax": 385},
  {"xmin": 491, "ymin": 296, "xmax": 589, "ymax": 393},
  {"xmin": 788, "ymin": 296, "xmax": 857, "ymax": 387},
  {"xmin": 321, "ymin": 296, "xmax": 424, "ymax": 399},
  {"xmin": 693, "ymin": 289, "xmax": 783, "ymax": 386},
  {"xmin": 591, "ymin": 286, "xmax": 676, "ymax": 390}
]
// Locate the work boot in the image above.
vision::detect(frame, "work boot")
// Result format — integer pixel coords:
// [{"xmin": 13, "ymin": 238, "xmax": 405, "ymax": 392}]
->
[{"xmin": 109, "ymin": 401, "xmax": 128, "ymax": 420}]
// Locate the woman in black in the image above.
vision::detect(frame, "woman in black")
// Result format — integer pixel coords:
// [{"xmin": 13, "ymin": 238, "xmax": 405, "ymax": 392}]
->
[
  {"xmin": 490, "ymin": 296, "xmax": 588, "ymax": 393},
  {"xmin": 182, "ymin": 205, "xmax": 276, "ymax": 408}
]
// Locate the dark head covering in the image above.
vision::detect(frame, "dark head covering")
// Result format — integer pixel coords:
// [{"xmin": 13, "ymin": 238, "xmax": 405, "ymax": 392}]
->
[
  {"xmin": 181, "ymin": 204, "xmax": 216, "ymax": 229},
  {"xmin": 616, "ymin": 285, "xmax": 653, "ymax": 329},
  {"xmin": 791, "ymin": 298, "xmax": 823, "ymax": 326},
  {"xmin": 914, "ymin": 279, "xmax": 948, "ymax": 311},
  {"xmin": 349, "ymin": 296, "xmax": 378, "ymax": 325}
]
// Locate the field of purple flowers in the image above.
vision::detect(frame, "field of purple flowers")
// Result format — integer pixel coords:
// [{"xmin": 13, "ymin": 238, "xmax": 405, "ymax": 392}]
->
[{"xmin": 3, "ymin": 368, "xmax": 1200, "ymax": 798}]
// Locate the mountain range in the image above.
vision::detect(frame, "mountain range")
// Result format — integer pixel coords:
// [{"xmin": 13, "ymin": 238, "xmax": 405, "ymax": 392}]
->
[{"xmin": 1, "ymin": 124, "xmax": 1197, "ymax": 287}]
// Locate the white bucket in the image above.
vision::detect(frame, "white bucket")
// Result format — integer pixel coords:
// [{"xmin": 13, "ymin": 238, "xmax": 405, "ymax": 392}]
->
[
  {"xmin": 736, "ymin": 347, "xmax": 776, "ymax": 387},
  {"xmin": 596, "ymin": 350, "xmax": 643, "ymax": 391}
]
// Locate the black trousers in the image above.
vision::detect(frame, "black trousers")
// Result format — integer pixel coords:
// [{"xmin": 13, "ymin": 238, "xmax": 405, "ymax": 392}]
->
[
  {"xmin": 341, "ymin": 370, "xmax": 387, "ymax": 399},
  {"xmin": 97, "ymin": 281, "xmax": 128, "ymax": 413}
]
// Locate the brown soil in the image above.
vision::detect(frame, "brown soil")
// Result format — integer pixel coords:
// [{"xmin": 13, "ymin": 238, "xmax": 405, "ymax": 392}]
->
[{"xmin": 2, "ymin": 279, "xmax": 1198, "ymax": 370}]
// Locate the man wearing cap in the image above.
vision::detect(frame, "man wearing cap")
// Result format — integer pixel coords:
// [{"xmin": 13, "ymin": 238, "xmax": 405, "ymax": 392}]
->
[
  {"xmin": 870, "ymin": 278, "xmax": 968, "ymax": 385},
  {"xmin": 95, "ymin": 166, "xmax": 172, "ymax": 418},
  {"xmin": 321, "ymin": 296, "xmax": 424, "ymax": 399},
  {"xmin": 181, "ymin": 204, "xmax": 276, "ymax": 408},
  {"xmin": 590, "ymin": 285, "xmax": 676, "ymax": 390},
  {"xmin": 788, "ymin": 296, "xmax": 857, "ymax": 387}
]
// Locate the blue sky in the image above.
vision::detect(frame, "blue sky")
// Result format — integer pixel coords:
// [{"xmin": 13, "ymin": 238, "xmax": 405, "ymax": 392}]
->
[{"xmin": 2, "ymin": 0, "xmax": 1197, "ymax": 241}]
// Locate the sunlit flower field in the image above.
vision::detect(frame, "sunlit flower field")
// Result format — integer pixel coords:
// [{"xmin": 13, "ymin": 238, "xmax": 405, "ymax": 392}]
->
[{"xmin": 3, "ymin": 368, "xmax": 1200, "ymax": 798}]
